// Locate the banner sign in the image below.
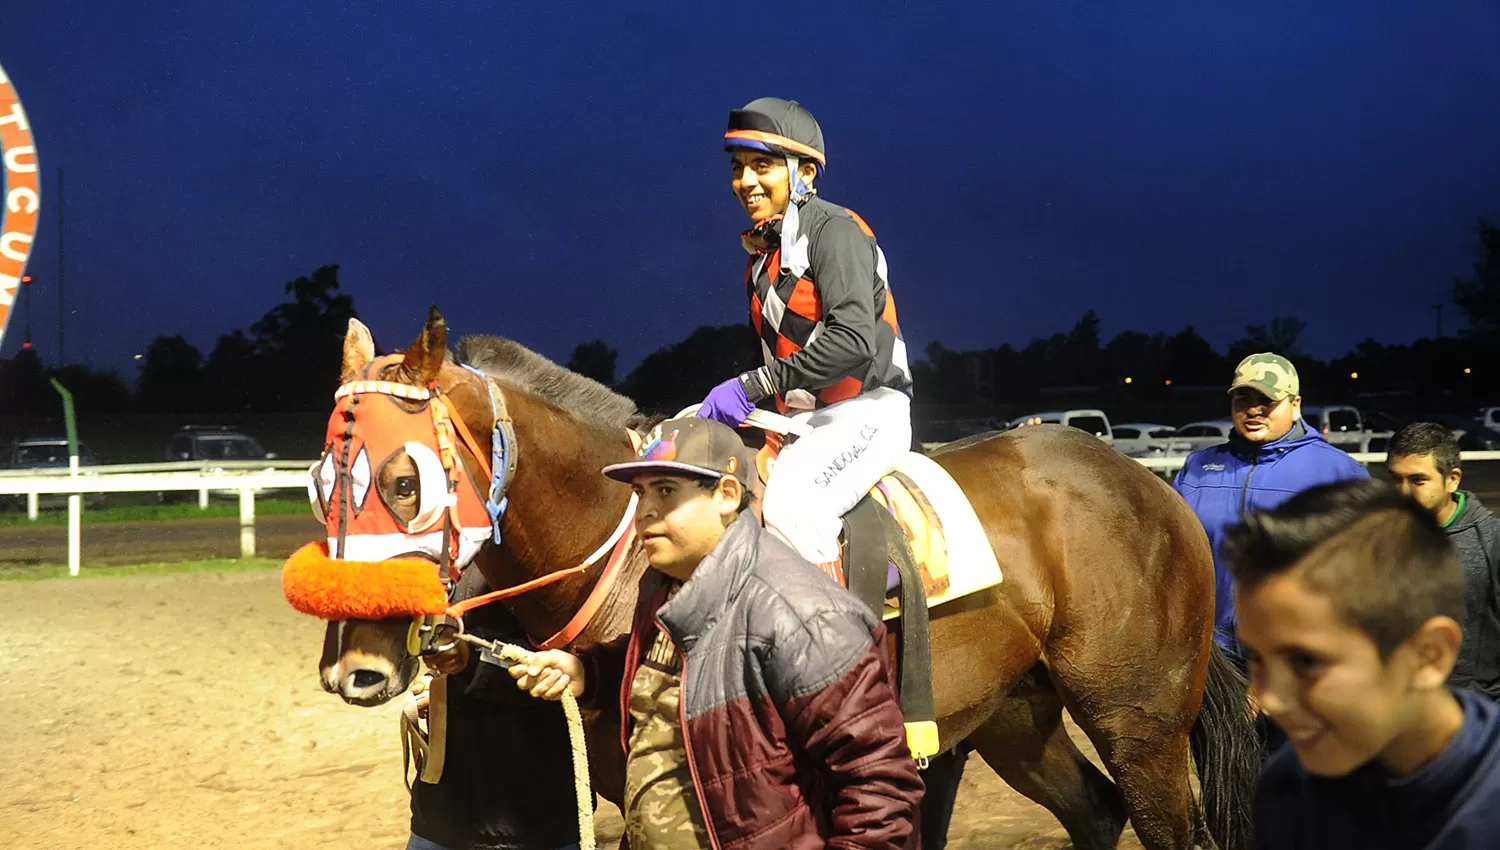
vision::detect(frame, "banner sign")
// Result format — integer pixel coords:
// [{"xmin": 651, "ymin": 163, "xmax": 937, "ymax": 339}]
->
[{"xmin": 0, "ymin": 62, "xmax": 40, "ymax": 351}]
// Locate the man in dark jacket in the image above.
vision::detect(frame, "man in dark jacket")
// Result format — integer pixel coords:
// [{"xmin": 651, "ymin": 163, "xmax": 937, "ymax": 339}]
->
[
  {"xmin": 1388, "ymin": 421, "xmax": 1500, "ymax": 700},
  {"xmin": 407, "ymin": 566, "xmax": 583, "ymax": 850},
  {"xmin": 1173, "ymin": 352, "xmax": 1369, "ymax": 659},
  {"xmin": 511, "ymin": 416, "xmax": 924, "ymax": 850}
]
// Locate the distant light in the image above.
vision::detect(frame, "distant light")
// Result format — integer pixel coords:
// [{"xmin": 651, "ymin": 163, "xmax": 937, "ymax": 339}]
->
[
  {"xmin": 1349, "ymin": 372, "xmax": 1359, "ymax": 379},
  {"xmin": 1164, "ymin": 379, "xmax": 1173, "ymax": 386},
  {"xmin": 1124, "ymin": 376, "xmax": 1133, "ymax": 385},
  {"xmin": 133, "ymin": 354, "xmax": 143, "ymax": 360},
  {"xmin": 22, "ymin": 341, "xmax": 33, "ymax": 349},
  {"xmin": 1465, "ymin": 368, "xmax": 1472, "ymax": 375},
  {"xmin": 21, "ymin": 274, "xmax": 32, "ymax": 284}
]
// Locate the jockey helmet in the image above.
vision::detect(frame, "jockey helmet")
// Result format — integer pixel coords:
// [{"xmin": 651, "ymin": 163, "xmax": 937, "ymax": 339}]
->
[{"xmin": 724, "ymin": 97, "xmax": 826, "ymax": 171}]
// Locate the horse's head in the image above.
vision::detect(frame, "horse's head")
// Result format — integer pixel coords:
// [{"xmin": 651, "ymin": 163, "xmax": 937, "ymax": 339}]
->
[
  {"xmin": 287, "ymin": 306, "xmax": 646, "ymax": 706},
  {"xmin": 289, "ymin": 306, "xmax": 504, "ymax": 705}
]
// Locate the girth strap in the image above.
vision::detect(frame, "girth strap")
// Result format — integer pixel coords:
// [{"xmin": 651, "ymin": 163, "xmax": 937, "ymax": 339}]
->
[
  {"xmin": 843, "ymin": 497, "xmax": 889, "ymax": 618},
  {"xmin": 880, "ymin": 508, "xmax": 939, "ymax": 765}
]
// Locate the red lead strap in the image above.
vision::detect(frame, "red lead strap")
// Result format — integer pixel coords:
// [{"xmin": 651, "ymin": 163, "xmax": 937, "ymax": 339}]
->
[
  {"xmin": 536, "ymin": 522, "xmax": 637, "ymax": 650},
  {"xmin": 444, "ymin": 429, "xmax": 643, "ymax": 647},
  {"xmin": 444, "ymin": 521, "xmax": 637, "ymax": 647}
]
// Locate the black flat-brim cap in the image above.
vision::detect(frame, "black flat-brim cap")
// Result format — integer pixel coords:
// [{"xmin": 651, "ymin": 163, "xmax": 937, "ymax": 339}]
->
[{"xmin": 603, "ymin": 417, "xmax": 751, "ymax": 486}]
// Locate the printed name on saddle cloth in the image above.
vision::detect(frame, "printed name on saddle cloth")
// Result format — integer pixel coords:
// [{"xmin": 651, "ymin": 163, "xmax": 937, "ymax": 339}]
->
[
  {"xmin": 0, "ymin": 68, "xmax": 39, "ymax": 310},
  {"xmin": 812, "ymin": 425, "xmax": 880, "ymax": 488}
]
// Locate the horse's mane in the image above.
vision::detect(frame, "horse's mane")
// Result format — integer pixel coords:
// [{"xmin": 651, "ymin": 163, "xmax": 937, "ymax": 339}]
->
[{"xmin": 454, "ymin": 334, "xmax": 641, "ymax": 431}]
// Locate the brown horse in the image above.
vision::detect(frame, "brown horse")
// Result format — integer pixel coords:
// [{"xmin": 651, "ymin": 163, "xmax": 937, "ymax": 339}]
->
[{"xmin": 307, "ymin": 309, "xmax": 1258, "ymax": 850}]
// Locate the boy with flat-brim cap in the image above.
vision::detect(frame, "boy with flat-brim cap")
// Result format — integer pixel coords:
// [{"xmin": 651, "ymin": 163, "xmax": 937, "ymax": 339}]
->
[
  {"xmin": 510, "ymin": 416, "xmax": 923, "ymax": 850},
  {"xmin": 1223, "ymin": 479, "xmax": 1500, "ymax": 848}
]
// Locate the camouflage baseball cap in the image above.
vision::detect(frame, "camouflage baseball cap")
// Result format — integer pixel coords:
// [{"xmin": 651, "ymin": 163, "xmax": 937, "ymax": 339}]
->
[{"xmin": 1229, "ymin": 353, "xmax": 1300, "ymax": 401}]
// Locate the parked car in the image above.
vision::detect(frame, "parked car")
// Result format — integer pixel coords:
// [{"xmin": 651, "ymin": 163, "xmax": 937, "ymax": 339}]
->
[
  {"xmin": 1301, "ymin": 405, "xmax": 1361, "ymax": 450},
  {"xmin": 165, "ymin": 426, "xmax": 277, "ymax": 462},
  {"xmin": 1007, "ymin": 409, "xmax": 1113, "ymax": 443},
  {"xmin": 1298, "ymin": 405, "xmax": 1395, "ymax": 453},
  {"xmin": 1112, "ymin": 423, "xmax": 1191, "ymax": 458},
  {"xmin": 1172, "ymin": 420, "xmax": 1235, "ymax": 453},
  {"xmin": 161, "ymin": 426, "xmax": 279, "ymax": 503},
  {"xmin": 2, "ymin": 437, "xmax": 107, "ymax": 510}
]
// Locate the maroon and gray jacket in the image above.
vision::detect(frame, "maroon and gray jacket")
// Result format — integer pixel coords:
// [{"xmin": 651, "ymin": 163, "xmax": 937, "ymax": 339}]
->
[{"xmin": 577, "ymin": 512, "xmax": 924, "ymax": 849}]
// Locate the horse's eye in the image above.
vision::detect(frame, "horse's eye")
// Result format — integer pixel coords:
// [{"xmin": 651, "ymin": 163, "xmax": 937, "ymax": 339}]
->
[{"xmin": 396, "ymin": 476, "xmax": 418, "ymax": 498}]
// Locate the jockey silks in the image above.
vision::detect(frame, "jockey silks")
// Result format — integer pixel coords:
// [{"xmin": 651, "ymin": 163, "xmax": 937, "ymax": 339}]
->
[{"xmin": 745, "ymin": 195, "xmax": 912, "ymax": 412}]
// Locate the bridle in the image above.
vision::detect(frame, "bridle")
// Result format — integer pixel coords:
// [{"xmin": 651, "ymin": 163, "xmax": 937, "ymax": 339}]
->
[{"xmin": 322, "ymin": 354, "xmax": 638, "ymax": 657}]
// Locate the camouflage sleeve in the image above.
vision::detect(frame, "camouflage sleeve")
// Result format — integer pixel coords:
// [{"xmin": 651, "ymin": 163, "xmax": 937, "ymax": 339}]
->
[{"xmin": 767, "ymin": 216, "xmax": 880, "ymax": 393}]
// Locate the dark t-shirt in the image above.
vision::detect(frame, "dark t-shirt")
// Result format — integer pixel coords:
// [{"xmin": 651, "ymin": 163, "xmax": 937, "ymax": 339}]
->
[
  {"xmin": 409, "ymin": 576, "xmax": 582, "ymax": 850},
  {"xmin": 1255, "ymin": 688, "xmax": 1500, "ymax": 849}
]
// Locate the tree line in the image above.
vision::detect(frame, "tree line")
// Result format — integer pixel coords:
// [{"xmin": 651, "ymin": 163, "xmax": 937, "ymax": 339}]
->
[{"xmin": 5, "ymin": 218, "xmax": 1500, "ymax": 419}]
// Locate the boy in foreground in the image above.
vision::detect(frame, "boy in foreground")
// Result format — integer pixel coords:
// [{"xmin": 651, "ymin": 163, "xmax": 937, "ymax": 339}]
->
[
  {"xmin": 510, "ymin": 416, "xmax": 923, "ymax": 850},
  {"xmin": 1222, "ymin": 479, "xmax": 1500, "ymax": 848}
]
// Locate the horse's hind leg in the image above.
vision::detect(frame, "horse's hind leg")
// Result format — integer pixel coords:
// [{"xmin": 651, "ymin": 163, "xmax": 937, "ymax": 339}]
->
[
  {"xmin": 965, "ymin": 665, "xmax": 1127, "ymax": 850},
  {"xmin": 1052, "ymin": 657, "xmax": 1199, "ymax": 850}
]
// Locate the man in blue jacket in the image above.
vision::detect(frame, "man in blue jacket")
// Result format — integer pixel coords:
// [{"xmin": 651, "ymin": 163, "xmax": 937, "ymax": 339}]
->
[{"xmin": 1173, "ymin": 353, "xmax": 1369, "ymax": 663}]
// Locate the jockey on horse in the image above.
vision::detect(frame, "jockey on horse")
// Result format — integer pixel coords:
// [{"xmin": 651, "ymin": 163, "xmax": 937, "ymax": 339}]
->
[{"xmin": 697, "ymin": 97, "xmax": 914, "ymax": 578}]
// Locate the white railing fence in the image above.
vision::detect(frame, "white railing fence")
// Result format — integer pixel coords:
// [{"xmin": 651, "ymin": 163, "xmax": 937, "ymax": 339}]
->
[
  {"xmin": 0, "ymin": 460, "xmax": 316, "ymax": 576},
  {"xmin": 7, "ymin": 450, "xmax": 1500, "ymax": 577},
  {"xmin": 1131, "ymin": 450, "xmax": 1500, "ymax": 472}
]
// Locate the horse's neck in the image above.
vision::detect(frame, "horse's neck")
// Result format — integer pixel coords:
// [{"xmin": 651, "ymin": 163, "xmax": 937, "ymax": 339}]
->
[{"xmin": 481, "ymin": 392, "xmax": 641, "ymax": 643}]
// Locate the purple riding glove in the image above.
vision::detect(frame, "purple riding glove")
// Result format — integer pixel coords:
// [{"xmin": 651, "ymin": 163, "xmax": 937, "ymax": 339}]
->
[{"xmin": 697, "ymin": 377, "xmax": 756, "ymax": 427}]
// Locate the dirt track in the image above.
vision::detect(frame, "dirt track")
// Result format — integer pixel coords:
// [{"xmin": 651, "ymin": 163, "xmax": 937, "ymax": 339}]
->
[{"xmin": 0, "ymin": 563, "xmax": 1144, "ymax": 849}]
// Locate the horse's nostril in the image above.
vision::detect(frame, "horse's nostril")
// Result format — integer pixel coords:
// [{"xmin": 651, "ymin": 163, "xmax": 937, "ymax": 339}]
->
[{"xmin": 352, "ymin": 669, "xmax": 386, "ymax": 689}]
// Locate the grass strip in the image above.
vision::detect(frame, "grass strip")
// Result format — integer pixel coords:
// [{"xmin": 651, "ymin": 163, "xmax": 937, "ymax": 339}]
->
[
  {"xmin": 0, "ymin": 557, "xmax": 284, "ymax": 581},
  {"xmin": 0, "ymin": 498, "xmax": 310, "ymax": 527}
]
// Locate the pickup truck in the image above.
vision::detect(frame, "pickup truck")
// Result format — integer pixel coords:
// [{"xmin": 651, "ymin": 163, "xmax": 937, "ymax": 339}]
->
[
  {"xmin": 1007, "ymin": 409, "xmax": 1114, "ymax": 444},
  {"xmin": 1302, "ymin": 406, "xmax": 1392, "ymax": 454},
  {"xmin": 1480, "ymin": 408, "xmax": 1500, "ymax": 432}
]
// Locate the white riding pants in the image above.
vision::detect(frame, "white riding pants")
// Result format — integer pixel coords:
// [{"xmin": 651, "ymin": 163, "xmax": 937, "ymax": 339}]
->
[{"xmin": 762, "ymin": 387, "xmax": 913, "ymax": 564}]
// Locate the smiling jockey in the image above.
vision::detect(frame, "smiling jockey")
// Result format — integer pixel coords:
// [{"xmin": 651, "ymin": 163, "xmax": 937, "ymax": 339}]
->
[{"xmin": 697, "ymin": 97, "xmax": 914, "ymax": 573}]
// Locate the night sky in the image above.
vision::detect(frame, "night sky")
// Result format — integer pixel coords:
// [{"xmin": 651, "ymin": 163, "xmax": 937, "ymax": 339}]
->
[{"xmin": 3, "ymin": 2, "xmax": 1499, "ymax": 381}]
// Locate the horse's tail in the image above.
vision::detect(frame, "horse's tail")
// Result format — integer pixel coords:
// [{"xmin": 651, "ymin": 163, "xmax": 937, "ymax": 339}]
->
[{"xmin": 1189, "ymin": 642, "xmax": 1259, "ymax": 850}]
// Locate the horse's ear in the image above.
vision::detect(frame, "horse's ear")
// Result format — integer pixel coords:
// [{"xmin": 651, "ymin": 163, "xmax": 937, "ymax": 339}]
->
[
  {"xmin": 402, "ymin": 305, "xmax": 448, "ymax": 385},
  {"xmin": 341, "ymin": 319, "xmax": 376, "ymax": 383}
]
